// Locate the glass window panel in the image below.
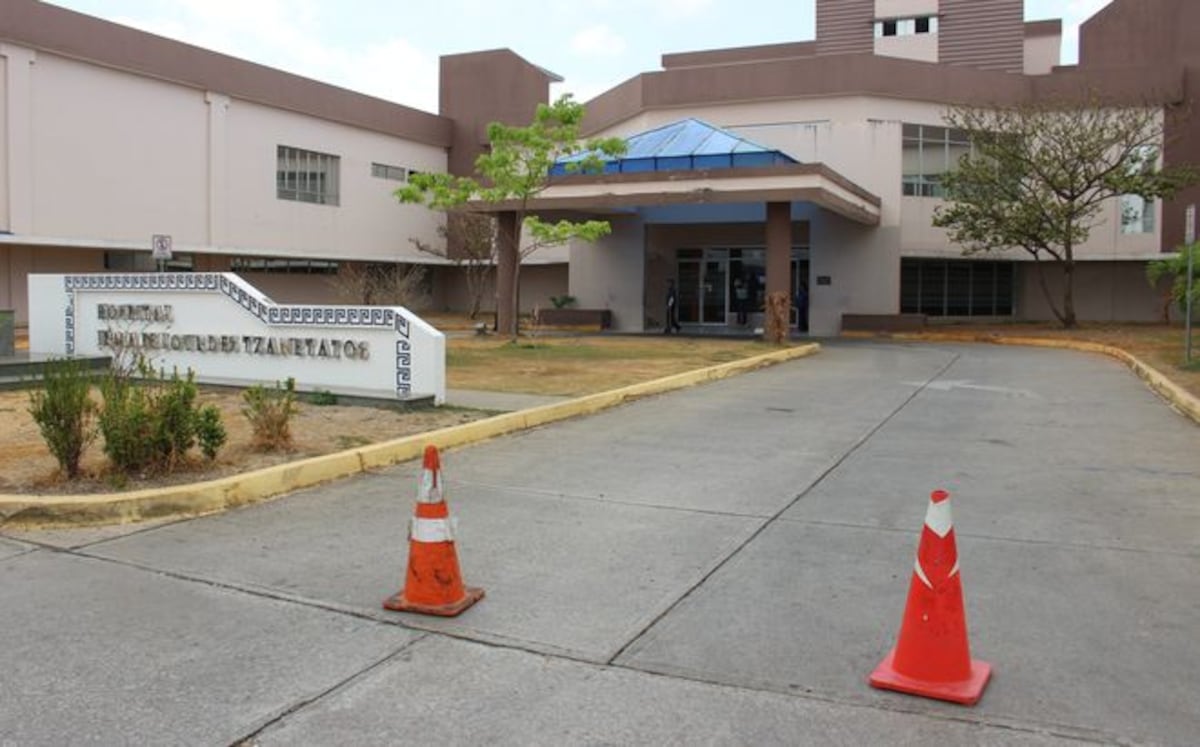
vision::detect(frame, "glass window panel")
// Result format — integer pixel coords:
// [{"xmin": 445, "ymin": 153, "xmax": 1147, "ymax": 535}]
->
[
  {"xmin": 946, "ymin": 262, "xmax": 972, "ymax": 315},
  {"xmin": 900, "ymin": 260, "xmax": 921, "ymax": 313},
  {"xmin": 919, "ymin": 262, "xmax": 946, "ymax": 316}
]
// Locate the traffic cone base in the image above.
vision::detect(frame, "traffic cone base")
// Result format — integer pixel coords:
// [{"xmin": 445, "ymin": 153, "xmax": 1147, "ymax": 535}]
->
[
  {"xmin": 383, "ymin": 586, "xmax": 485, "ymax": 617},
  {"xmin": 869, "ymin": 647, "xmax": 992, "ymax": 706}
]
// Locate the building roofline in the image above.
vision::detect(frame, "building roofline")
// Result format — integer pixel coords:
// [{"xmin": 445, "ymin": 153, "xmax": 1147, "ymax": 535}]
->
[
  {"xmin": 1024, "ymin": 19, "xmax": 1064, "ymax": 38},
  {"xmin": 582, "ymin": 52, "xmax": 1186, "ymax": 135},
  {"xmin": 1, "ymin": 0, "xmax": 454, "ymax": 147},
  {"xmin": 661, "ymin": 41, "xmax": 817, "ymax": 70}
]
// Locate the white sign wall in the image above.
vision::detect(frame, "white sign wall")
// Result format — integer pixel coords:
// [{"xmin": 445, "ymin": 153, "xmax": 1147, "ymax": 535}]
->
[{"xmin": 28, "ymin": 273, "xmax": 446, "ymax": 404}]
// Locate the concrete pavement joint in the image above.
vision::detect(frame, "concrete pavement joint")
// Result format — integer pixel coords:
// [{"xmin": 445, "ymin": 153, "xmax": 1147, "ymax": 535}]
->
[
  {"xmin": 70, "ymin": 542, "xmax": 1118, "ymax": 745},
  {"xmin": 775, "ymin": 516, "xmax": 1200, "ymax": 559},
  {"xmin": 608, "ymin": 660, "xmax": 1120, "ymax": 746},
  {"xmin": 0, "ymin": 343, "xmax": 821, "ymax": 529},
  {"xmin": 451, "ymin": 478, "xmax": 775, "ymax": 520},
  {"xmin": 603, "ymin": 351, "xmax": 963, "ymax": 666},
  {"xmin": 228, "ymin": 633, "xmax": 432, "ymax": 747}
]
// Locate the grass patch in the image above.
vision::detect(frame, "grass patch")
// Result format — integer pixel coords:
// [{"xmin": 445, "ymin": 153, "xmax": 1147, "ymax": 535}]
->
[
  {"xmin": 335, "ymin": 434, "xmax": 373, "ymax": 450},
  {"xmin": 447, "ymin": 335, "xmax": 795, "ymax": 397}
]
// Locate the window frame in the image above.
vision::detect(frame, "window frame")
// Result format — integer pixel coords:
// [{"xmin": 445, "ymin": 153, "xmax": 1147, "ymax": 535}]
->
[{"xmin": 277, "ymin": 145, "xmax": 341, "ymax": 206}]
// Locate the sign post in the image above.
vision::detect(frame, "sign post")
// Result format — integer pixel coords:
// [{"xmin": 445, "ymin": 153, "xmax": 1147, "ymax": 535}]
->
[
  {"xmin": 152, "ymin": 234, "xmax": 173, "ymax": 273},
  {"xmin": 1186, "ymin": 207, "xmax": 1195, "ymax": 364}
]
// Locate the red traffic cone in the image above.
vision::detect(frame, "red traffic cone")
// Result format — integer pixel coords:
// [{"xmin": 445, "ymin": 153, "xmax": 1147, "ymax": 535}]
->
[
  {"xmin": 383, "ymin": 445, "xmax": 484, "ymax": 617},
  {"xmin": 869, "ymin": 489, "xmax": 992, "ymax": 705}
]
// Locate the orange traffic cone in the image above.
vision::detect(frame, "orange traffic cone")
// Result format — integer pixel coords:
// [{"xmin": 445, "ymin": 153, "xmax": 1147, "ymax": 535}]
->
[
  {"xmin": 383, "ymin": 445, "xmax": 484, "ymax": 616},
  {"xmin": 869, "ymin": 489, "xmax": 992, "ymax": 705}
]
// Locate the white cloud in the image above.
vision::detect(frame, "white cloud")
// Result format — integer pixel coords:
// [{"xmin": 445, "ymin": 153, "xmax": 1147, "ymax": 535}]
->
[
  {"xmin": 571, "ymin": 24, "xmax": 628, "ymax": 57},
  {"xmin": 111, "ymin": 1, "xmax": 440, "ymax": 111}
]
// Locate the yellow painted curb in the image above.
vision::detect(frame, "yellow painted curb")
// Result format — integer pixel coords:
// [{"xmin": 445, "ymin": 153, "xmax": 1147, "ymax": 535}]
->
[
  {"xmin": 846, "ymin": 331, "xmax": 1200, "ymax": 426},
  {"xmin": 0, "ymin": 343, "xmax": 820, "ymax": 529}
]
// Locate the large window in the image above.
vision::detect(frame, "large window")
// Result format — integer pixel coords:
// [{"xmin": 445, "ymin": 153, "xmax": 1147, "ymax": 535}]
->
[
  {"xmin": 1119, "ymin": 146, "xmax": 1158, "ymax": 235},
  {"xmin": 902, "ymin": 124, "xmax": 971, "ymax": 198},
  {"xmin": 901, "ymin": 259, "xmax": 1014, "ymax": 317},
  {"xmin": 277, "ymin": 145, "xmax": 340, "ymax": 205}
]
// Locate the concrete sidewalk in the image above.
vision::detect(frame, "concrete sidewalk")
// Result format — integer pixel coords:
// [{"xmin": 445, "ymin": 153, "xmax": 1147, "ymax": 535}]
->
[
  {"xmin": 445, "ymin": 387, "xmax": 570, "ymax": 412},
  {"xmin": 3, "ymin": 341, "xmax": 1198, "ymax": 745}
]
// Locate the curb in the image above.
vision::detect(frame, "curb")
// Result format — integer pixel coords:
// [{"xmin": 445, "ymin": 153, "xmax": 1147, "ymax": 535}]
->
[
  {"xmin": 844, "ymin": 330, "xmax": 1200, "ymax": 426},
  {"xmin": 0, "ymin": 343, "xmax": 820, "ymax": 529}
]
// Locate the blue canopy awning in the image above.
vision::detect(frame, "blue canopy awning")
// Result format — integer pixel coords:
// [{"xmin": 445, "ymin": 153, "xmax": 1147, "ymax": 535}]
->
[{"xmin": 552, "ymin": 118, "xmax": 798, "ymax": 176}]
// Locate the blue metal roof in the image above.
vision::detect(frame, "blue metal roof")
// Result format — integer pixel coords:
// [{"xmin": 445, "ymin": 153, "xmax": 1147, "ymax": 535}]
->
[{"xmin": 551, "ymin": 118, "xmax": 798, "ymax": 176}]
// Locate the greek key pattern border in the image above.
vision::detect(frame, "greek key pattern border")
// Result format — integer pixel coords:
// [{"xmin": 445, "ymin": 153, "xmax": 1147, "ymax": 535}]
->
[{"xmin": 63, "ymin": 273, "xmax": 416, "ymax": 398}]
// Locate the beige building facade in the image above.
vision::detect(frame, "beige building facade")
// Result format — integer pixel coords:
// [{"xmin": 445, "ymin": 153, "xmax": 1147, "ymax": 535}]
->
[{"xmin": 1, "ymin": 0, "xmax": 1196, "ymax": 334}]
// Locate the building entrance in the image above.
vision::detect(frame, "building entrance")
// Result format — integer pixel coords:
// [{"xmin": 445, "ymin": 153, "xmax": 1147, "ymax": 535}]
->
[{"xmin": 676, "ymin": 248, "xmax": 809, "ymax": 329}]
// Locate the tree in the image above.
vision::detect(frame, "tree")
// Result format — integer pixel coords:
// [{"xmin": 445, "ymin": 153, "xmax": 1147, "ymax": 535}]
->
[
  {"xmin": 328, "ymin": 262, "xmax": 431, "ymax": 309},
  {"xmin": 1147, "ymin": 242, "xmax": 1200, "ymax": 321},
  {"xmin": 396, "ymin": 94, "xmax": 626, "ymax": 338},
  {"xmin": 933, "ymin": 99, "xmax": 1197, "ymax": 328},
  {"xmin": 410, "ymin": 212, "xmax": 496, "ymax": 320}
]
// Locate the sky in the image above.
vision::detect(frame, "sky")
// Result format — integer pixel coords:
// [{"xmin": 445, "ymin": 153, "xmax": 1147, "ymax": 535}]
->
[{"xmin": 45, "ymin": 0, "xmax": 1114, "ymax": 114}]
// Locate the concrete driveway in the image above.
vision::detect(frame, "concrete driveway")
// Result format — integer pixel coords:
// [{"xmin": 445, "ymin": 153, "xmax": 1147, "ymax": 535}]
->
[{"xmin": 3, "ymin": 342, "xmax": 1198, "ymax": 745}]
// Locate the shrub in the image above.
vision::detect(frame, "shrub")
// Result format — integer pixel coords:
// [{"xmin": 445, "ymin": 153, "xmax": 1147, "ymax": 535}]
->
[
  {"xmin": 99, "ymin": 365, "xmax": 226, "ymax": 474},
  {"xmin": 242, "ymin": 378, "xmax": 297, "ymax": 451},
  {"xmin": 28, "ymin": 358, "xmax": 97, "ymax": 479},
  {"xmin": 549, "ymin": 294, "xmax": 577, "ymax": 309},
  {"xmin": 196, "ymin": 405, "xmax": 227, "ymax": 461},
  {"xmin": 307, "ymin": 389, "xmax": 338, "ymax": 406}
]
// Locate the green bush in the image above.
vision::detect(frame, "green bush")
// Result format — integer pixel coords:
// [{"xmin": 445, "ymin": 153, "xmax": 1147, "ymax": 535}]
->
[
  {"xmin": 306, "ymin": 389, "xmax": 338, "ymax": 406},
  {"xmin": 28, "ymin": 358, "xmax": 97, "ymax": 479},
  {"xmin": 196, "ymin": 405, "xmax": 227, "ymax": 461},
  {"xmin": 99, "ymin": 365, "xmax": 226, "ymax": 474},
  {"xmin": 242, "ymin": 378, "xmax": 297, "ymax": 451}
]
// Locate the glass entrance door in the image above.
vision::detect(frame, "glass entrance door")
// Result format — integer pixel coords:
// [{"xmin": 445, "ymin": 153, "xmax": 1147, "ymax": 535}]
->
[
  {"xmin": 677, "ymin": 260, "xmax": 702, "ymax": 323},
  {"xmin": 701, "ymin": 258, "xmax": 727, "ymax": 324}
]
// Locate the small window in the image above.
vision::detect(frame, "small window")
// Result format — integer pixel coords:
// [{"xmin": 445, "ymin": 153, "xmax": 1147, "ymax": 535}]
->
[
  {"xmin": 882, "ymin": 20, "xmax": 897, "ymax": 36},
  {"xmin": 915, "ymin": 16, "xmax": 931, "ymax": 33},
  {"xmin": 277, "ymin": 145, "xmax": 340, "ymax": 206},
  {"xmin": 371, "ymin": 163, "xmax": 408, "ymax": 182}
]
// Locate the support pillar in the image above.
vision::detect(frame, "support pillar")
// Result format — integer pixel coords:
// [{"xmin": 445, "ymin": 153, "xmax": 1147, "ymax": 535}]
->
[
  {"xmin": 496, "ymin": 211, "xmax": 519, "ymax": 337},
  {"xmin": 765, "ymin": 202, "xmax": 792, "ymax": 342}
]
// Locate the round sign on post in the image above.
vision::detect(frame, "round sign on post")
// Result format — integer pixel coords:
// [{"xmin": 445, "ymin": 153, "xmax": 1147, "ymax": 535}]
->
[{"xmin": 152, "ymin": 234, "xmax": 173, "ymax": 261}]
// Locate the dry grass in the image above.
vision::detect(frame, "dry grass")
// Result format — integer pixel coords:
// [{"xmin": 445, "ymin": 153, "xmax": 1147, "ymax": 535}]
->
[
  {"xmin": 446, "ymin": 335, "xmax": 788, "ymax": 397},
  {"xmin": 0, "ymin": 388, "xmax": 489, "ymax": 495},
  {"xmin": 923, "ymin": 322, "xmax": 1200, "ymax": 400}
]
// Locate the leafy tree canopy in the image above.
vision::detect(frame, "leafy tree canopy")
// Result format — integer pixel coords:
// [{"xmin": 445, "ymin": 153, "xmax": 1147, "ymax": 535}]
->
[
  {"xmin": 395, "ymin": 94, "xmax": 625, "ymax": 336},
  {"xmin": 933, "ymin": 99, "xmax": 1197, "ymax": 327}
]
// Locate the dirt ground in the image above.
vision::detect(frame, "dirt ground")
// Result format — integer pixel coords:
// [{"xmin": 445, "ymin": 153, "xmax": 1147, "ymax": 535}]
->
[{"xmin": 0, "ymin": 388, "xmax": 489, "ymax": 495}]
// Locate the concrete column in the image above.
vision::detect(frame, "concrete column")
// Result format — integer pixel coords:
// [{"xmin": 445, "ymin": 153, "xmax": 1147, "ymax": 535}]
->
[
  {"xmin": 496, "ymin": 211, "xmax": 519, "ymax": 336},
  {"xmin": 1, "ymin": 45, "xmax": 36, "ymax": 234},
  {"xmin": 765, "ymin": 202, "xmax": 793, "ymax": 341},
  {"xmin": 205, "ymin": 92, "xmax": 230, "ymax": 248}
]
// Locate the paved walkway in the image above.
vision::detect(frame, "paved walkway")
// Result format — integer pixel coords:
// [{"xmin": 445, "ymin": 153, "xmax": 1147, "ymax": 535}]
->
[
  {"xmin": 3, "ymin": 341, "xmax": 1199, "ymax": 745},
  {"xmin": 445, "ymin": 387, "xmax": 570, "ymax": 412}
]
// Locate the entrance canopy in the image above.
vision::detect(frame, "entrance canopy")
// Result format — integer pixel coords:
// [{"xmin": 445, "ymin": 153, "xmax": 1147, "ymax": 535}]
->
[{"xmin": 478, "ymin": 119, "xmax": 881, "ymax": 226}]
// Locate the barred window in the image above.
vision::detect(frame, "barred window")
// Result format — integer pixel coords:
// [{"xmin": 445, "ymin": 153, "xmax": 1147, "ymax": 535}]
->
[
  {"xmin": 901, "ymin": 259, "xmax": 1014, "ymax": 317},
  {"xmin": 277, "ymin": 145, "xmax": 340, "ymax": 205},
  {"xmin": 371, "ymin": 163, "xmax": 408, "ymax": 181}
]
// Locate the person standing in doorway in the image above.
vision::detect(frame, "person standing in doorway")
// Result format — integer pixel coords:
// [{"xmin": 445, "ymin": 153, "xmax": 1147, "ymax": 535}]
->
[
  {"xmin": 734, "ymin": 276, "xmax": 749, "ymax": 326},
  {"xmin": 665, "ymin": 279, "xmax": 682, "ymax": 334}
]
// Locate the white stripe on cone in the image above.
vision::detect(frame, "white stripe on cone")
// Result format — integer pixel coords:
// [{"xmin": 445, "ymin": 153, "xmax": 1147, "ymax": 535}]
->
[
  {"xmin": 410, "ymin": 517, "xmax": 457, "ymax": 543},
  {"xmin": 924, "ymin": 498, "xmax": 954, "ymax": 538}
]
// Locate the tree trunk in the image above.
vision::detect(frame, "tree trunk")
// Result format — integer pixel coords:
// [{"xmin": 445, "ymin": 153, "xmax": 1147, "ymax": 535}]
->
[
  {"xmin": 496, "ymin": 212, "xmax": 520, "ymax": 339},
  {"xmin": 1032, "ymin": 253, "xmax": 1067, "ymax": 327},
  {"xmin": 1061, "ymin": 242, "xmax": 1077, "ymax": 329}
]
